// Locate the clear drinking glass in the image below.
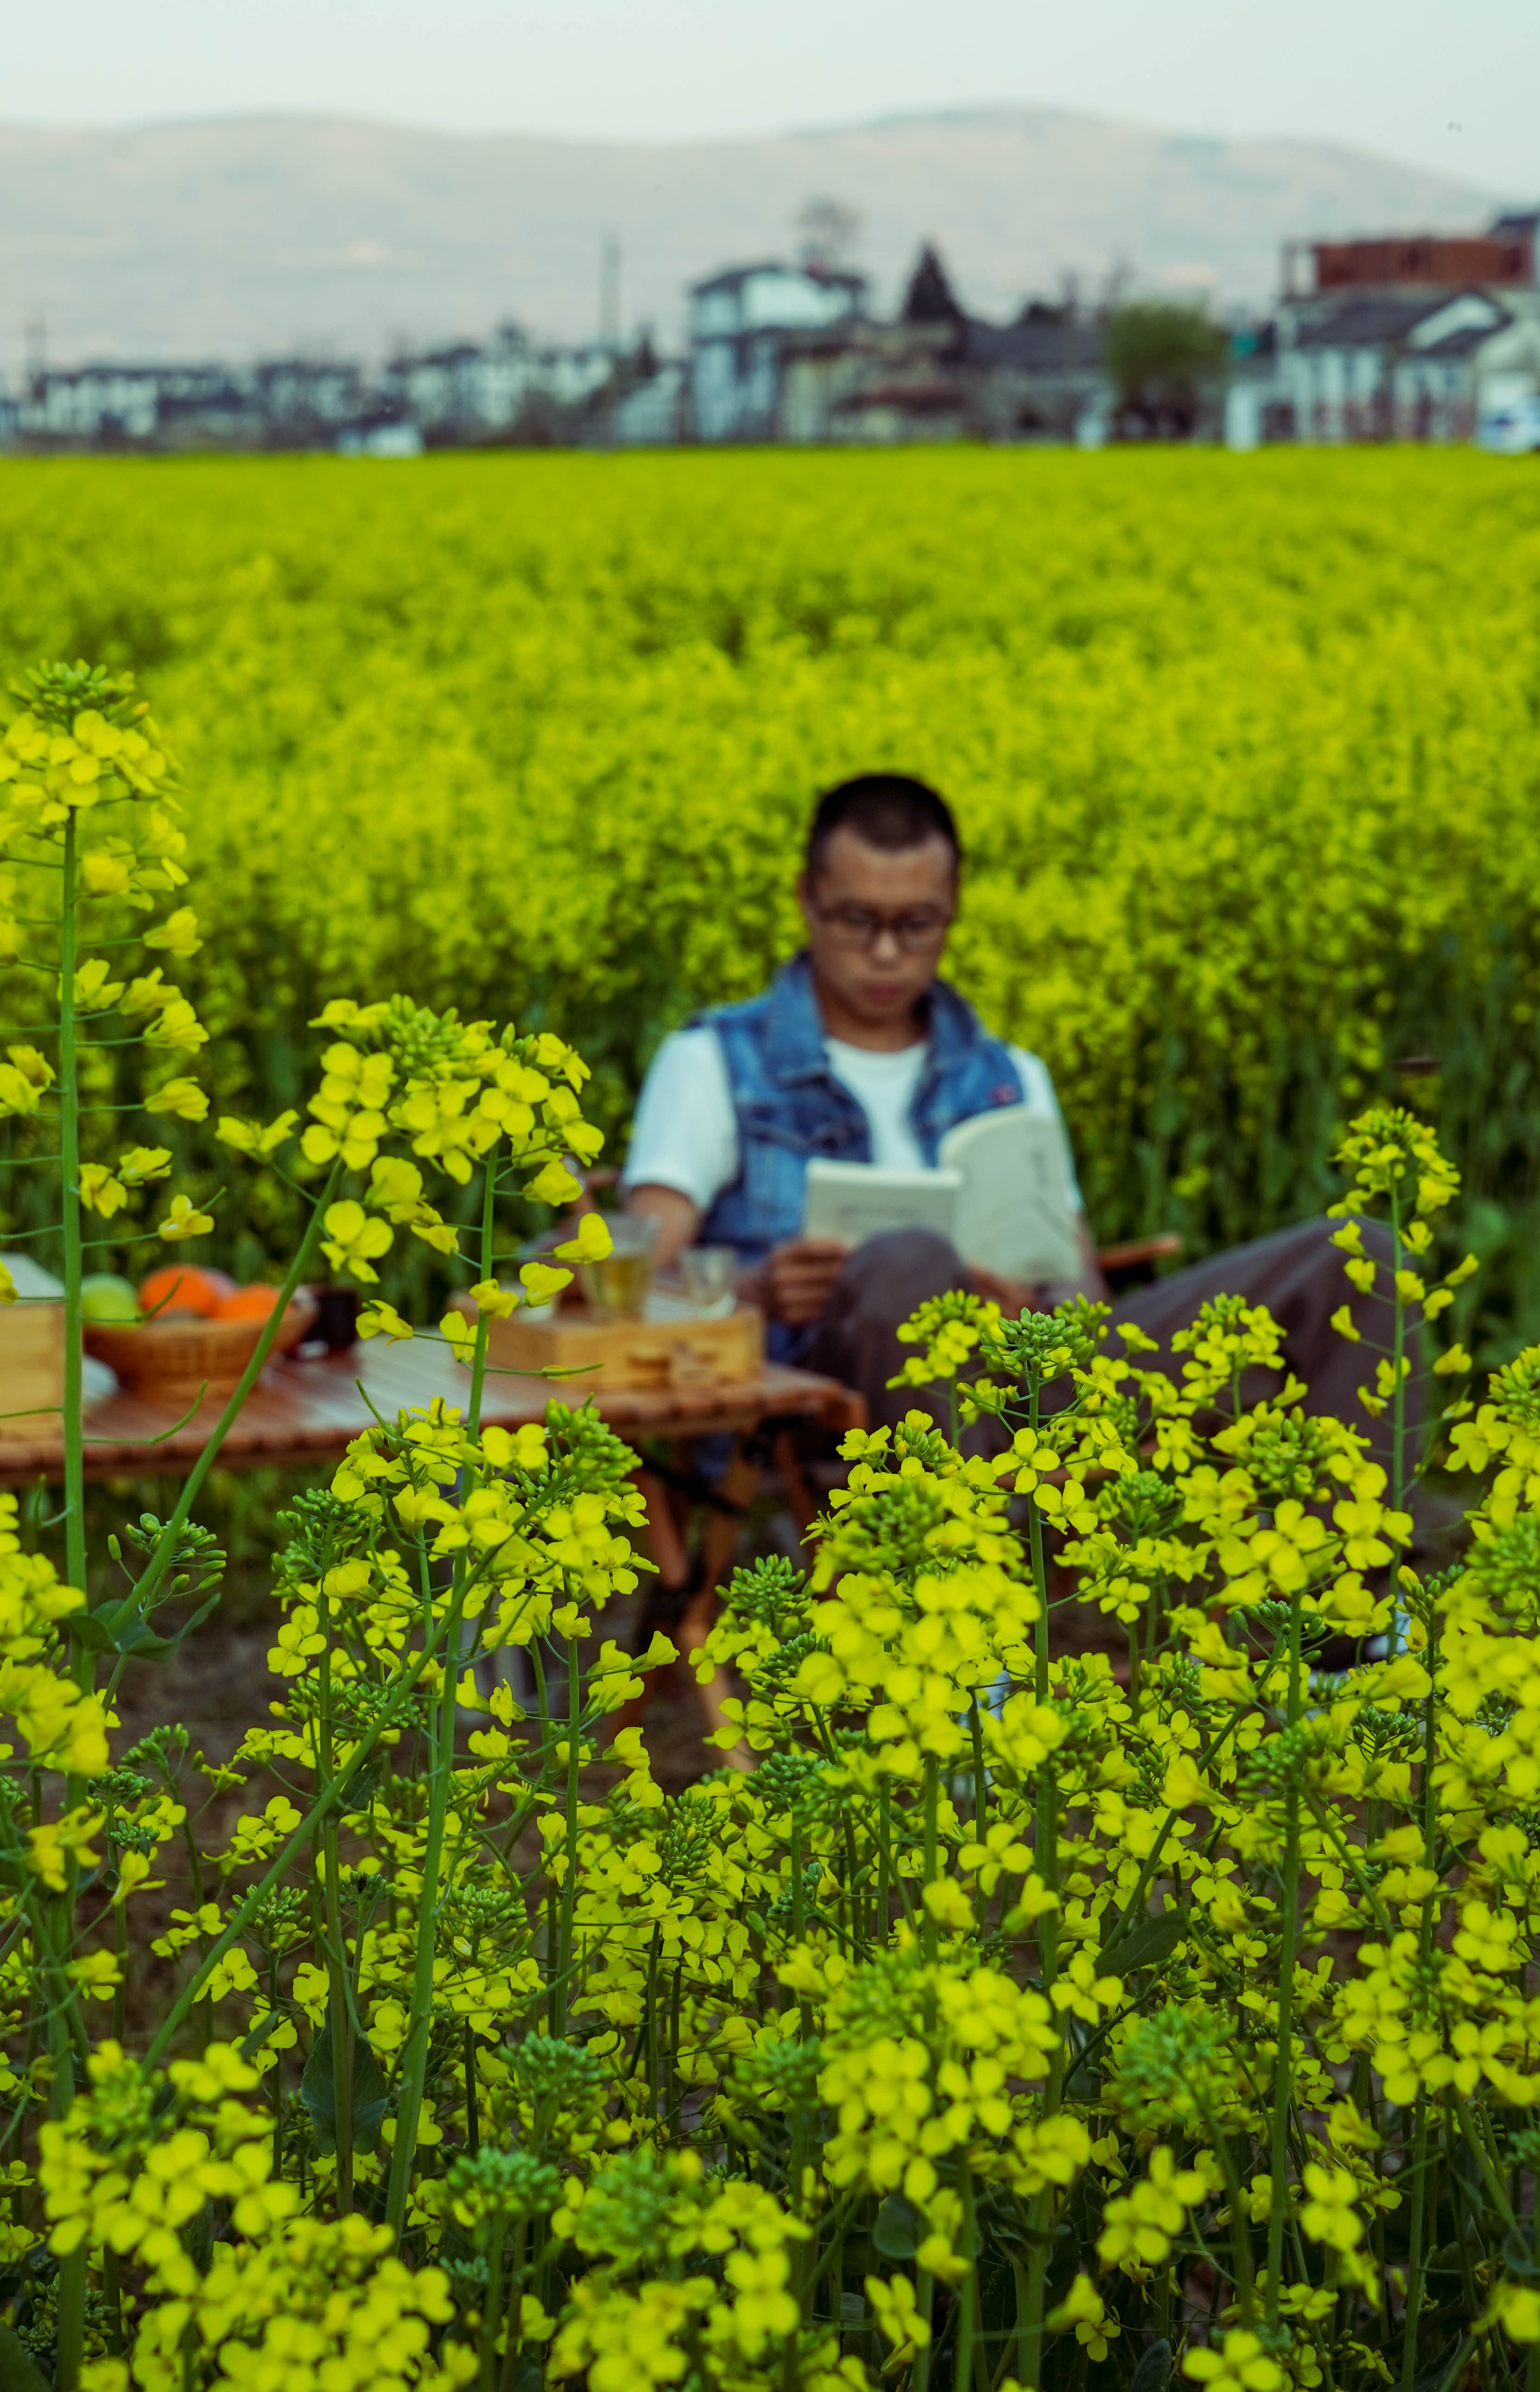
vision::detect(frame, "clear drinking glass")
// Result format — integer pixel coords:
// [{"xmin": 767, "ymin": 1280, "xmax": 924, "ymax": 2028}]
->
[
  {"xmin": 679, "ymin": 1244, "xmax": 737, "ymax": 1312},
  {"xmin": 578, "ymin": 1213, "xmax": 658, "ymax": 1318}
]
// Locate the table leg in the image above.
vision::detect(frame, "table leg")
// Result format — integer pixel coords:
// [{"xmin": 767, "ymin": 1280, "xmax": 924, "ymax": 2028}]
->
[
  {"xmin": 674, "ymin": 1441, "xmax": 758, "ymax": 1752},
  {"xmin": 616, "ymin": 1442, "xmax": 757, "ymax": 1766},
  {"xmin": 633, "ymin": 1464, "xmax": 691, "ymax": 1592}
]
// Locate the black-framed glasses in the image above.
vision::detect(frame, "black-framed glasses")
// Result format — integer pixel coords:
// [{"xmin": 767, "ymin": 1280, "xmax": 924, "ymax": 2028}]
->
[{"xmin": 812, "ymin": 902, "xmax": 953, "ymax": 955}]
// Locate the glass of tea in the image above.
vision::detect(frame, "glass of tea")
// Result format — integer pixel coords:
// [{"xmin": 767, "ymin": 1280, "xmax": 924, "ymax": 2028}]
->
[
  {"xmin": 578, "ymin": 1213, "xmax": 658, "ymax": 1319},
  {"xmin": 679, "ymin": 1244, "xmax": 737, "ymax": 1312}
]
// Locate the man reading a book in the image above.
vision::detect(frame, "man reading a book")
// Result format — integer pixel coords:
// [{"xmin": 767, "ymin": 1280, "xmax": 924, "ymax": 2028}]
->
[{"xmin": 621, "ymin": 773, "xmax": 1408, "ymax": 1459}]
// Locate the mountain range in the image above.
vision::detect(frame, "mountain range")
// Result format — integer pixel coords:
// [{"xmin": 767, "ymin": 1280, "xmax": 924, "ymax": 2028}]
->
[{"xmin": 0, "ymin": 106, "xmax": 1505, "ymax": 369}]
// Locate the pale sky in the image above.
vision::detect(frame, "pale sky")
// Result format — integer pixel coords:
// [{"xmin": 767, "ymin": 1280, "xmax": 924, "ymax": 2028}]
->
[{"xmin": 6, "ymin": 0, "xmax": 1536, "ymax": 194}]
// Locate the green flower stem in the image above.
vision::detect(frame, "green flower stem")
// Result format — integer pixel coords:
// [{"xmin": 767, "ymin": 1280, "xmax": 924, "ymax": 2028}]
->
[
  {"xmin": 912, "ymin": 2267, "xmax": 935, "ymax": 2392},
  {"xmin": 1024, "ymin": 1385, "xmax": 1060, "ymax": 1992},
  {"xmin": 1447, "ymin": 2089, "xmax": 1516, "ymax": 2231},
  {"xmin": 1390, "ymin": 1184, "xmax": 1407, "ymax": 1524},
  {"xmin": 1020, "ymin": 2038, "xmax": 1067, "ymax": 2388},
  {"xmin": 1401, "ymin": 1638, "xmax": 1456, "ymax": 2379},
  {"xmin": 1399, "ymin": 2098, "xmax": 1431, "ymax": 2392},
  {"xmin": 386, "ymin": 1580, "xmax": 463, "ymax": 2237},
  {"xmin": 921, "ymin": 1755, "xmax": 940, "ymax": 1968},
  {"xmin": 47, "ymin": 1890, "xmax": 87, "ymax": 2392},
  {"xmin": 316, "ymin": 1590, "xmax": 354, "ymax": 2213},
  {"xmin": 1531, "ymin": 2218, "xmax": 1540, "ymax": 2392},
  {"xmin": 552, "ymin": 1624, "xmax": 582, "ymax": 2037},
  {"xmin": 790, "ymin": 1811, "xmax": 815, "ymax": 2047},
  {"xmin": 1264, "ymin": 1581, "xmax": 1304, "ymax": 2335},
  {"xmin": 1017, "ymin": 1393, "xmax": 1065, "ymax": 2392},
  {"xmin": 1101, "ymin": 1710, "xmax": 1243, "ymax": 1955},
  {"xmin": 1027, "ymin": 1421, "xmax": 1049, "ymax": 1707},
  {"xmin": 1012, "ymin": 2254, "xmax": 1031, "ymax": 2387},
  {"xmin": 498, "ymin": 2221, "xmax": 529, "ymax": 2392},
  {"xmin": 1018, "ymin": 2233, "xmax": 1050, "ymax": 2391},
  {"xmin": 58, "ymin": 812, "xmax": 86, "ymax": 1598},
  {"xmin": 479, "ymin": 2217, "xmax": 505, "ymax": 2392},
  {"xmin": 51, "ymin": 814, "xmax": 88, "ymax": 2392},
  {"xmin": 1202, "ymin": 2105, "xmax": 1258, "ymax": 2333},
  {"xmin": 467, "ymin": 1154, "xmax": 497, "ymax": 1438},
  {"xmin": 464, "ymin": 2023, "xmax": 480, "ymax": 2155},
  {"xmin": 1439, "ymin": 2107, "xmax": 1484, "ymax": 2363},
  {"xmin": 113, "ymin": 1156, "xmax": 344, "ymax": 1647},
  {"xmin": 1019, "ymin": 2005, "xmax": 1070, "ymax": 2389},
  {"xmin": 111, "ymin": 1886, "xmax": 127, "ymax": 2046},
  {"xmin": 955, "ymin": 2167, "xmax": 981, "ymax": 2392},
  {"xmin": 643, "ymin": 1929, "xmax": 661, "ymax": 2119},
  {"xmin": 145, "ymin": 1582, "xmax": 466, "ymax": 2066}
]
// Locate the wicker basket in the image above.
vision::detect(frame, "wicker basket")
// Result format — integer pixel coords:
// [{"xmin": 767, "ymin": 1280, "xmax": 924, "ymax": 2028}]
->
[{"xmin": 85, "ymin": 1297, "xmax": 314, "ymax": 1404}]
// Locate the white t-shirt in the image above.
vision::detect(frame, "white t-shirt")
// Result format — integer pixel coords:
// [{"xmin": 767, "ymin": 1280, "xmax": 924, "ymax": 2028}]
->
[{"xmin": 621, "ymin": 1023, "xmax": 1082, "ymax": 1215}]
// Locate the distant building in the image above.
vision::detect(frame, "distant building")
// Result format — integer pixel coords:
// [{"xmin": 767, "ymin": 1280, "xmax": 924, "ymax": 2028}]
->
[
  {"xmin": 954, "ymin": 310, "xmax": 1109, "ymax": 443},
  {"xmin": 336, "ymin": 414, "xmax": 425, "ymax": 458},
  {"xmin": 376, "ymin": 324, "xmax": 605, "ymax": 443},
  {"xmin": 1283, "ymin": 223, "xmax": 1537, "ymax": 299},
  {"xmin": 1217, "ymin": 208, "xmax": 1540, "ymax": 445},
  {"xmin": 723, "ymin": 247, "xmax": 1111, "ymax": 447},
  {"xmin": 0, "ymin": 323, "xmax": 625, "ymax": 455},
  {"xmin": 613, "ymin": 360, "xmax": 688, "ymax": 446},
  {"xmin": 1277, "ymin": 289, "xmax": 1540, "ymax": 443},
  {"xmin": 14, "ymin": 200, "xmax": 1540, "ymax": 460},
  {"xmin": 14, "ymin": 362, "xmax": 241, "ymax": 447},
  {"xmin": 688, "ymin": 262, "xmax": 868, "ymax": 441},
  {"xmin": 251, "ymin": 359, "xmax": 365, "ymax": 438}
]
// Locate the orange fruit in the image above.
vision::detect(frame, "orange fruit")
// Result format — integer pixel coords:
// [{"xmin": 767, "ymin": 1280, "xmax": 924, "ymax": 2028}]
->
[
  {"xmin": 138, "ymin": 1264, "xmax": 236, "ymax": 1320},
  {"xmin": 214, "ymin": 1284, "xmax": 282, "ymax": 1320},
  {"xmin": 215, "ymin": 1283, "xmax": 317, "ymax": 1353}
]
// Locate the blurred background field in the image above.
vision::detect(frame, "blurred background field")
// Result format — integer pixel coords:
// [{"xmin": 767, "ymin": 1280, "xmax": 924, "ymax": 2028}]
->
[{"xmin": 3, "ymin": 444, "xmax": 1540, "ymax": 1363}]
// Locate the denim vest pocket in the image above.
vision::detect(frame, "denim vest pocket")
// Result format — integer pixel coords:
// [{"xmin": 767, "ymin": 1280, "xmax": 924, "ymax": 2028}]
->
[
  {"xmin": 738, "ymin": 1099, "xmax": 860, "ymax": 1157},
  {"xmin": 738, "ymin": 1099, "xmax": 859, "ymax": 1238}
]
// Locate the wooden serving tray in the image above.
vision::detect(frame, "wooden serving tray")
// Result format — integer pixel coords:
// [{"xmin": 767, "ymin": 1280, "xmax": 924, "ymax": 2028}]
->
[
  {"xmin": 467, "ymin": 1300, "xmax": 765, "ymax": 1393},
  {"xmin": 0, "ymin": 1297, "xmax": 65, "ymax": 1441}
]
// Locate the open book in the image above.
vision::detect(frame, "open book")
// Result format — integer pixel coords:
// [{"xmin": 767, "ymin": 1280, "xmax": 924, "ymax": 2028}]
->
[{"xmin": 802, "ymin": 1105, "xmax": 1081, "ymax": 1284}]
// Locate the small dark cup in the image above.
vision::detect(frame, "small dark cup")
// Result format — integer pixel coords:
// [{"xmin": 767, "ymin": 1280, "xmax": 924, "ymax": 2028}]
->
[{"xmin": 308, "ymin": 1285, "xmax": 361, "ymax": 1352}]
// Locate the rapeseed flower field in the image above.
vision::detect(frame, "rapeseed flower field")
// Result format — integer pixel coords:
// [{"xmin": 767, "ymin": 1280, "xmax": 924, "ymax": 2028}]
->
[
  {"xmin": 2, "ymin": 448, "xmax": 1540, "ymax": 1352},
  {"xmin": 3, "ymin": 648, "xmax": 1540, "ymax": 2392}
]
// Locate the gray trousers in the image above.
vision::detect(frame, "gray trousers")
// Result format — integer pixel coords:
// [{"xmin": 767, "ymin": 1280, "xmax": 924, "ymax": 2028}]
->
[{"xmin": 799, "ymin": 1218, "xmax": 1421, "ymax": 1480}]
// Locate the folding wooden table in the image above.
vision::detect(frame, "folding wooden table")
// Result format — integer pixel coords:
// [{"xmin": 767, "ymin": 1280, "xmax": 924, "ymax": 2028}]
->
[
  {"xmin": 0, "ymin": 1340, "xmax": 864, "ymax": 1744},
  {"xmin": 0, "ymin": 1336, "xmax": 862, "ymax": 1485}
]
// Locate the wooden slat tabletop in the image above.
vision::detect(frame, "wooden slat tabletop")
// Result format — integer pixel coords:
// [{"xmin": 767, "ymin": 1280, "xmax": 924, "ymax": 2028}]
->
[{"xmin": 0, "ymin": 1341, "xmax": 864, "ymax": 1485}]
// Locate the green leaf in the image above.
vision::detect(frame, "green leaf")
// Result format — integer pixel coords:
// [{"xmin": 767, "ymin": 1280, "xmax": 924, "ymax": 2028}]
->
[
  {"xmin": 873, "ymin": 2192, "xmax": 922, "ymax": 2260},
  {"xmin": 1128, "ymin": 2337, "xmax": 1172, "ymax": 2392},
  {"xmin": 341, "ymin": 1756, "xmax": 387, "ymax": 1811},
  {"xmin": 1411, "ymin": 2341, "xmax": 1465, "ymax": 2392},
  {"xmin": 67, "ymin": 1603, "xmax": 177, "ymax": 1661},
  {"xmin": 1101, "ymin": 1908, "xmax": 1186, "ymax": 1974},
  {"xmin": 239, "ymin": 2005, "xmax": 289, "ymax": 2065},
  {"xmin": 65, "ymin": 1608, "xmax": 120, "ymax": 1652},
  {"xmin": 0, "ymin": 2325, "xmax": 52, "ymax": 2392},
  {"xmin": 300, "ymin": 2002, "xmax": 390, "ymax": 2156}
]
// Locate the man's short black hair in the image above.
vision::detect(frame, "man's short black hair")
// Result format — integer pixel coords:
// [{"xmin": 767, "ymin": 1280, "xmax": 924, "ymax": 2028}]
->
[{"xmin": 805, "ymin": 774, "xmax": 962, "ymax": 880}]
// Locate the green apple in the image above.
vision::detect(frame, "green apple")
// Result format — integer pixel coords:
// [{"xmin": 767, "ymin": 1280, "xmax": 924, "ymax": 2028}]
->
[{"xmin": 80, "ymin": 1272, "xmax": 140, "ymax": 1324}]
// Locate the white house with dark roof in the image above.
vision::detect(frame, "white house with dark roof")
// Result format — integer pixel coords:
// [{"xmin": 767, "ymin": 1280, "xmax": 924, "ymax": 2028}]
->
[
  {"xmin": 688, "ymin": 262, "xmax": 867, "ymax": 442},
  {"xmin": 1271, "ymin": 287, "xmax": 1540, "ymax": 443},
  {"xmin": 1393, "ymin": 293, "xmax": 1540, "ymax": 439}
]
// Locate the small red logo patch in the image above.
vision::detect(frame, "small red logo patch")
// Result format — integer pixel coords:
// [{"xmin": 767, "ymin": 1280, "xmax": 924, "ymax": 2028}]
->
[{"xmin": 991, "ymin": 1085, "xmax": 1018, "ymax": 1105}]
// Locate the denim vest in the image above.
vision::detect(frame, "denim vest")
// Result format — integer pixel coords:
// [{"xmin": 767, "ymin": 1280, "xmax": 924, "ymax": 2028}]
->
[{"xmin": 695, "ymin": 952, "xmax": 1027, "ymax": 1265}]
